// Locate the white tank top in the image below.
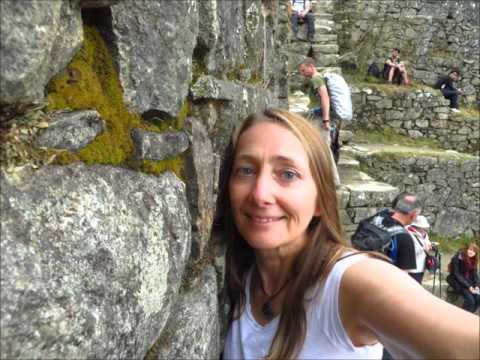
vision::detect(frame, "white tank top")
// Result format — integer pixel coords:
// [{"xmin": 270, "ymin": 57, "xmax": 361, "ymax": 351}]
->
[{"xmin": 223, "ymin": 254, "xmax": 383, "ymax": 359}]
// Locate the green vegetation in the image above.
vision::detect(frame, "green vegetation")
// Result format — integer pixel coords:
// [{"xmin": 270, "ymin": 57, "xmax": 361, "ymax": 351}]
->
[
  {"xmin": 430, "ymin": 233, "xmax": 479, "ymax": 254},
  {"xmin": 47, "ymin": 26, "xmax": 187, "ymax": 178},
  {"xmin": 356, "ymin": 128, "xmax": 441, "ymax": 149},
  {"xmin": 459, "ymin": 107, "xmax": 480, "ymax": 121},
  {"xmin": 369, "ymin": 148, "xmax": 475, "ymax": 162}
]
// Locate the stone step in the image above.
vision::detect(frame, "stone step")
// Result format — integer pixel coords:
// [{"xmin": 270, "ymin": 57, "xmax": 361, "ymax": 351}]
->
[
  {"xmin": 313, "ymin": 53, "xmax": 338, "ymax": 67},
  {"xmin": 315, "ymin": 19, "xmax": 335, "ymax": 27},
  {"xmin": 338, "ymin": 156, "xmax": 360, "ymax": 171},
  {"xmin": 315, "ymin": 24, "xmax": 336, "ymax": 35},
  {"xmin": 314, "ymin": 13, "xmax": 334, "ymax": 21}
]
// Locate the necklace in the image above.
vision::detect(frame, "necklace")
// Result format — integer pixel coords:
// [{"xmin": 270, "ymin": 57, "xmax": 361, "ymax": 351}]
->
[{"xmin": 255, "ymin": 267, "xmax": 291, "ymax": 321}]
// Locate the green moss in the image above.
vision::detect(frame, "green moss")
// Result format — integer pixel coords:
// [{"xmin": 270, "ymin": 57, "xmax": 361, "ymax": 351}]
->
[
  {"xmin": 356, "ymin": 128, "xmax": 441, "ymax": 149},
  {"xmin": 128, "ymin": 155, "xmax": 185, "ymax": 179},
  {"xmin": 46, "ymin": 26, "xmax": 186, "ymax": 178}
]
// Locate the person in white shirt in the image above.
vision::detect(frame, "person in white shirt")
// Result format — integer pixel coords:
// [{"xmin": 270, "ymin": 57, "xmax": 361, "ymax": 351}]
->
[
  {"xmin": 406, "ymin": 215, "xmax": 432, "ymax": 284},
  {"xmin": 216, "ymin": 108, "xmax": 479, "ymax": 360},
  {"xmin": 290, "ymin": 0, "xmax": 315, "ymax": 42}
]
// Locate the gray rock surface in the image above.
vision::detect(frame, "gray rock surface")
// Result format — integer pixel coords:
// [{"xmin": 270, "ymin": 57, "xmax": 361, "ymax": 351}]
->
[
  {"xmin": 191, "ymin": 75, "xmax": 242, "ymax": 101},
  {"xmin": 0, "ymin": 0, "xmax": 82, "ymax": 103},
  {"xmin": 154, "ymin": 266, "xmax": 220, "ymax": 360},
  {"xmin": 34, "ymin": 110, "xmax": 105, "ymax": 150},
  {"xmin": 185, "ymin": 118, "xmax": 215, "ymax": 260},
  {"xmin": 111, "ymin": 1, "xmax": 199, "ymax": 117},
  {"xmin": 0, "ymin": 164, "xmax": 191, "ymax": 359},
  {"xmin": 131, "ymin": 128, "xmax": 189, "ymax": 161},
  {"xmin": 79, "ymin": 0, "xmax": 120, "ymax": 8}
]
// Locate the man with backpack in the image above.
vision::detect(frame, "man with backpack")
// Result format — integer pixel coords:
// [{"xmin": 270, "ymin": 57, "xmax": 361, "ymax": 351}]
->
[
  {"xmin": 351, "ymin": 192, "xmax": 420, "ymax": 360},
  {"xmin": 299, "ymin": 57, "xmax": 353, "ymax": 186},
  {"xmin": 351, "ymin": 192, "xmax": 420, "ymax": 272}
]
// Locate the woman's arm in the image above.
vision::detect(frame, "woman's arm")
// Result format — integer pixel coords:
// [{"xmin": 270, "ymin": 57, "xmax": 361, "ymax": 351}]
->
[{"xmin": 339, "ymin": 257, "xmax": 479, "ymax": 359}]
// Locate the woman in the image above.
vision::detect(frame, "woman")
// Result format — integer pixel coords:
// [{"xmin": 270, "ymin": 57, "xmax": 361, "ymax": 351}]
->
[
  {"xmin": 447, "ymin": 243, "xmax": 480, "ymax": 313},
  {"xmin": 406, "ymin": 215, "xmax": 432, "ymax": 284},
  {"xmin": 216, "ymin": 108, "xmax": 478, "ymax": 359}
]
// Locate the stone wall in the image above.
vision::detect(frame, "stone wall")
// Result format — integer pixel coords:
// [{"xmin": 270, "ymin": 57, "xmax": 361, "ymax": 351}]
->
[
  {"xmin": 353, "ymin": 150, "xmax": 480, "ymax": 238},
  {"xmin": 0, "ymin": 0, "xmax": 289, "ymax": 359},
  {"xmin": 349, "ymin": 85, "xmax": 480, "ymax": 153},
  {"xmin": 335, "ymin": 0, "xmax": 480, "ymax": 108}
]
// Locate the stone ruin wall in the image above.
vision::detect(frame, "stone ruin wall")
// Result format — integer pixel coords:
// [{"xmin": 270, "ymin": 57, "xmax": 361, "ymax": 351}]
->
[
  {"xmin": 357, "ymin": 152, "xmax": 480, "ymax": 238},
  {"xmin": 0, "ymin": 0, "xmax": 289, "ymax": 359},
  {"xmin": 349, "ymin": 86, "xmax": 479, "ymax": 153},
  {"xmin": 335, "ymin": 0, "xmax": 480, "ymax": 108}
]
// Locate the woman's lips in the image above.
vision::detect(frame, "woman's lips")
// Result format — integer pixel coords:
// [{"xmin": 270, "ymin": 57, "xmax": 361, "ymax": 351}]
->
[{"xmin": 246, "ymin": 214, "xmax": 284, "ymax": 224}]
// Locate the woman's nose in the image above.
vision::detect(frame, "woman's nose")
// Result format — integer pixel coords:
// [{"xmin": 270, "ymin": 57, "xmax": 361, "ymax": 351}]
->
[{"xmin": 250, "ymin": 171, "xmax": 275, "ymax": 205}]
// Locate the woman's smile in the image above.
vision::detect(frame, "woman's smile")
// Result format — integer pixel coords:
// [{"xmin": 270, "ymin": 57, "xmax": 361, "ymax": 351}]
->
[{"xmin": 229, "ymin": 121, "xmax": 319, "ymax": 251}]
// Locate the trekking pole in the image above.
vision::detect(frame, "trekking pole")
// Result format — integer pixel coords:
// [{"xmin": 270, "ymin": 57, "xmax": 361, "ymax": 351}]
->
[
  {"xmin": 432, "ymin": 264, "xmax": 436, "ymax": 296},
  {"xmin": 439, "ymin": 251, "xmax": 442, "ymax": 299}
]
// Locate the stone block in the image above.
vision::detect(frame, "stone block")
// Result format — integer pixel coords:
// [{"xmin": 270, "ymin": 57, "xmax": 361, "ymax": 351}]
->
[
  {"xmin": 111, "ymin": 1, "xmax": 199, "ymax": 116},
  {"xmin": 415, "ymin": 119, "xmax": 429, "ymax": 128},
  {"xmin": 0, "ymin": 164, "xmax": 191, "ymax": 359},
  {"xmin": 0, "ymin": 0, "xmax": 83, "ymax": 103},
  {"xmin": 33, "ymin": 110, "xmax": 105, "ymax": 151},
  {"xmin": 154, "ymin": 266, "xmax": 220, "ymax": 360},
  {"xmin": 131, "ymin": 128, "xmax": 189, "ymax": 161}
]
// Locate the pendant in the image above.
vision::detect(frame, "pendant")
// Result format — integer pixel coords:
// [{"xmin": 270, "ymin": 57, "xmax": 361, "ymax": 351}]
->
[{"xmin": 262, "ymin": 301, "xmax": 274, "ymax": 320}]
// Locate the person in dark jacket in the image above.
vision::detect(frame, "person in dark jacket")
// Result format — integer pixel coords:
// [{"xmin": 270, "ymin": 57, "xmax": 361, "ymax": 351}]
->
[
  {"xmin": 446, "ymin": 243, "xmax": 480, "ymax": 313},
  {"xmin": 435, "ymin": 68, "xmax": 464, "ymax": 112}
]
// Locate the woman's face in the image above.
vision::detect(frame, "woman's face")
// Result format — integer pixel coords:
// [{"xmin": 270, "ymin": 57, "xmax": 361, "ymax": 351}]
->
[
  {"xmin": 229, "ymin": 122, "xmax": 320, "ymax": 252},
  {"xmin": 467, "ymin": 248, "xmax": 476, "ymax": 258}
]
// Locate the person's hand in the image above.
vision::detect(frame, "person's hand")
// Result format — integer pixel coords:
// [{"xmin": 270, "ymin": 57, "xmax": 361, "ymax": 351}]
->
[
  {"xmin": 322, "ymin": 120, "xmax": 330, "ymax": 130},
  {"xmin": 458, "ymin": 88, "xmax": 464, "ymax": 95},
  {"xmin": 468, "ymin": 286, "xmax": 478, "ymax": 294},
  {"xmin": 424, "ymin": 242, "xmax": 432, "ymax": 252}
]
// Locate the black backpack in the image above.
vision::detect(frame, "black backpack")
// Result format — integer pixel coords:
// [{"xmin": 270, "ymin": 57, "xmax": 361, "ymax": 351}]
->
[
  {"xmin": 367, "ymin": 63, "xmax": 381, "ymax": 78},
  {"xmin": 351, "ymin": 209, "xmax": 407, "ymax": 262}
]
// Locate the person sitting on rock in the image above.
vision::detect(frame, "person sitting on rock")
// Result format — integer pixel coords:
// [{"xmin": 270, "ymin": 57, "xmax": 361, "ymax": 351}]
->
[
  {"xmin": 435, "ymin": 68, "xmax": 464, "ymax": 113},
  {"xmin": 289, "ymin": 0, "xmax": 315, "ymax": 43},
  {"xmin": 383, "ymin": 48, "xmax": 410, "ymax": 85}
]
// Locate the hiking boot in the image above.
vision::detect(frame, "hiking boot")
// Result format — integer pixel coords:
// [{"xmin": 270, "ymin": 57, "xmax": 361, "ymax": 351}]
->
[{"xmin": 451, "ymin": 108, "xmax": 460, "ymax": 113}]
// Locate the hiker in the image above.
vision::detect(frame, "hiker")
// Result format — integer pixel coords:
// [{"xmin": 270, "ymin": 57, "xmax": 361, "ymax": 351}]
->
[
  {"xmin": 217, "ymin": 108, "xmax": 479, "ymax": 360},
  {"xmin": 383, "ymin": 48, "xmax": 410, "ymax": 85},
  {"xmin": 435, "ymin": 68, "xmax": 464, "ymax": 113},
  {"xmin": 406, "ymin": 215, "xmax": 432, "ymax": 284},
  {"xmin": 289, "ymin": 0, "xmax": 315, "ymax": 43},
  {"xmin": 298, "ymin": 57, "xmax": 340, "ymax": 185},
  {"xmin": 446, "ymin": 243, "xmax": 480, "ymax": 313}
]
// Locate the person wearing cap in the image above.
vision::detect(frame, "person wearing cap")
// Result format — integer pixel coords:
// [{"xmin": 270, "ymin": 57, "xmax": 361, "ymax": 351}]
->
[{"xmin": 406, "ymin": 215, "xmax": 433, "ymax": 284}]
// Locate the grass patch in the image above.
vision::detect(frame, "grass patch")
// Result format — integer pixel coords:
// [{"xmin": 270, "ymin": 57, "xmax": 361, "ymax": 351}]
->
[
  {"xmin": 459, "ymin": 107, "xmax": 480, "ymax": 120},
  {"xmin": 370, "ymin": 148, "xmax": 475, "ymax": 162},
  {"xmin": 343, "ymin": 72, "xmax": 432, "ymax": 94},
  {"xmin": 430, "ymin": 233, "xmax": 479, "ymax": 254},
  {"xmin": 356, "ymin": 128, "xmax": 441, "ymax": 149}
]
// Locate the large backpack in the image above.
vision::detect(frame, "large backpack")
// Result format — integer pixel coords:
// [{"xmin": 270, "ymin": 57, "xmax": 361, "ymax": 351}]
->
[
  {"xmin": 323, "ymin": 72, "xmax": 353, "ymax": 122},
  {"xmin": 351, "ymin": 209, "xmax": 407, "ymax": 262}
]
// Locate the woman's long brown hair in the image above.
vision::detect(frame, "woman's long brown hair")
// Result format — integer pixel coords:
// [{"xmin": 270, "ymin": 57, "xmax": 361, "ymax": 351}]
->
[{"xmin": 215, "ymin": 108, "xmax": 347, "ymax": 359}]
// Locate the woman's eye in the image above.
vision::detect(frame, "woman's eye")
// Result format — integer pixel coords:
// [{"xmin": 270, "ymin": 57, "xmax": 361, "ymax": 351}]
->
[
  {"xmin": 235, "ymin": 166, "xmax": 255, "ymax": 176},
  {"xmin": 279, "ymin": 169, "xmax": 299, "ymax": 181}
]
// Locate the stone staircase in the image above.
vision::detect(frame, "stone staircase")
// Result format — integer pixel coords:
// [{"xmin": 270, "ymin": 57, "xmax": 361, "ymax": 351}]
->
[
  {"xmin": 289, "ymin": 0, "xmax": 342, "ymax": 90},
  {"xmin": 288, "ymin": 91, "xmax": 399, "ymax": 238}
]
